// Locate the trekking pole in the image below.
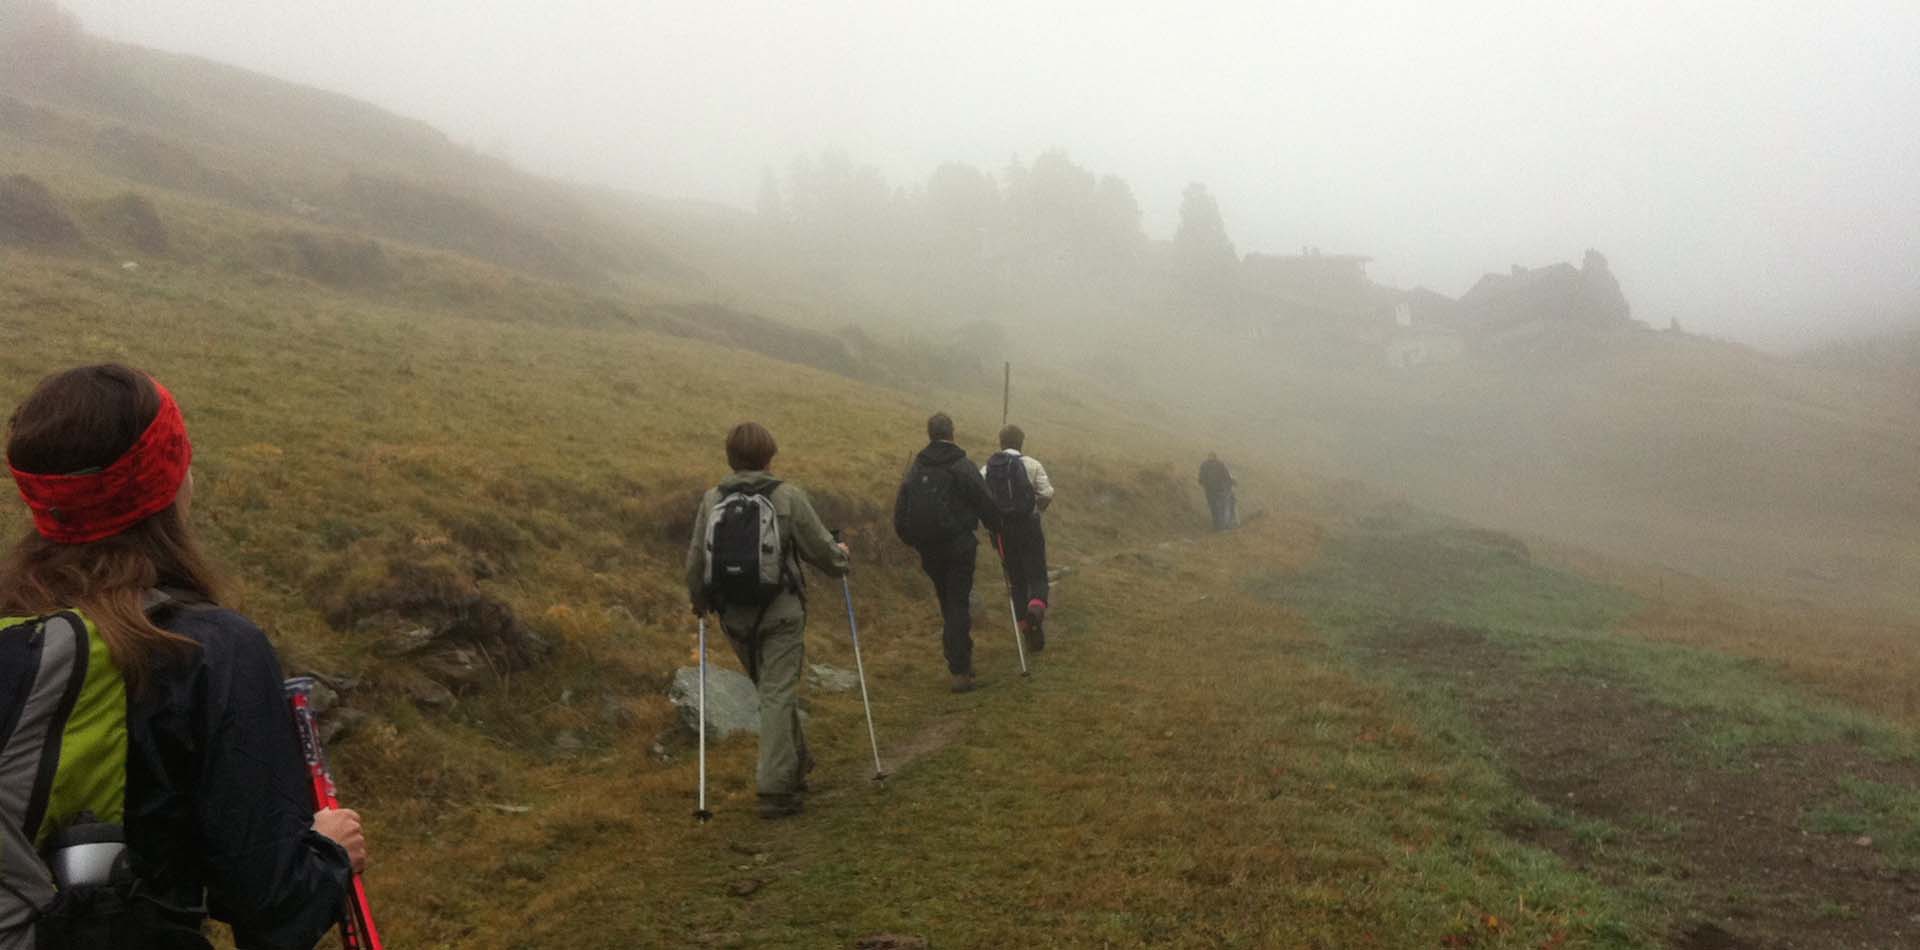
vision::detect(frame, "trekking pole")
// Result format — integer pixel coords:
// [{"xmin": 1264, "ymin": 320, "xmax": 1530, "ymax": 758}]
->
[
  {"xmin": 285, "ymin": 678, "xmax": 384, "ymax": 950},
  {"xmin": 993, "ymin": 534, "xmax": 1031, "ymax": 677},
  {"xmin": 832, "ymin": 530, "xmax": 887, "ymax": 780},
  {"xmin": 694, "ymin": 616, "xmax": 714, "ymax": 822}
]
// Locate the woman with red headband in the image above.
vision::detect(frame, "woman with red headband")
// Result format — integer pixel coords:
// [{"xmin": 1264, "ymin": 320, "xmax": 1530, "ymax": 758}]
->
[{"xmin": 0, "ymin": 365, "xmax": 364, "ymax": 949}]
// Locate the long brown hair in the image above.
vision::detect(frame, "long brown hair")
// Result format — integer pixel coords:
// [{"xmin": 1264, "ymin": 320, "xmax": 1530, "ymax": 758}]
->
[{"xmin": 2, "ymin": 365, "xmax": 225, "ymax": 692}]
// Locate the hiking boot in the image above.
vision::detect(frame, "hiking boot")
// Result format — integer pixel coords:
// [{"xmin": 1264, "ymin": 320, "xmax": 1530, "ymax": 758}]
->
[
  {"xmin": 1025, "ymin": 600, "xmax": 1048, "ymax": 653},
  {"xmin": 757, "ymin": 794, "xmax": 804, "ymax": 820},
  {"xmin": 950, "ymin": 674, "xmax": 977, "ymax": 693},
  {"xmin": 1018, "ymin": 618, "xmax": 1043, "ymax": 654}
]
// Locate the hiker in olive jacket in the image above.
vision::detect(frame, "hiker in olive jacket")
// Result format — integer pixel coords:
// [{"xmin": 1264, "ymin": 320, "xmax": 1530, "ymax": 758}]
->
[
  {"xmin": 892, "ymin": 412, "xmax": 1002, "ymax": 692},
  {"xmin": 684, "ymin": 422, "xmax": 849, "ymax": 818}
]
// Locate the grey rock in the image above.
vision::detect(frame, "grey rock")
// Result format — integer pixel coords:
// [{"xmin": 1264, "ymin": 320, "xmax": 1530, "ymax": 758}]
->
[
  {"xmin": 553, "ymin": 731, "xmax": 584, "ymax": 753},
  {"xmin": 318, "ymin": 708, "xmax": 370, "ymax": 745},
  {"xmin": 401, "ymin": 677, "xmax": 456, "ymax": 710},
  {"xmin": 417, "ymin": 647, "xmax": 491, "ymax": 691},
  {"xmin": 669, "ymin": 663, "xmax": 760, "ymax": 741},
  {"xmin": 311, "ymin": 670, "xmax": 361, "ymax": 692},
  {"xmin": 378, "ymin": 626, "xmax": 438, "ymax": 657},
  {"xmin": 1047, "ymin": 565, "xmax": 1075, "ymax": 582},
  {"xmin": 808, "ymin": 664, "xmax": 860, "ymax": 693},
  {"xmin": 306, "ymin": 679, "xmax": 342, "ymax": 717},
  {"xmin": 599, "ymin": 697, "xmax": 638, "ymax": 728}
]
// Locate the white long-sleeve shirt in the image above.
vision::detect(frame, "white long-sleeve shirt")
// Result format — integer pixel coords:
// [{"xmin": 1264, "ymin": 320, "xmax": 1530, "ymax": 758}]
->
[{"xmin": 983, "ymin": 449, "xmax": 1054, "ymax": 511}]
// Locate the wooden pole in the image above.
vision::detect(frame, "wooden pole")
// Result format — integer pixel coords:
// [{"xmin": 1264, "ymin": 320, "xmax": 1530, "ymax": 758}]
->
[{"xmin": 1002, "ymin": 362, "xmax": 1011, "ymax": 427}]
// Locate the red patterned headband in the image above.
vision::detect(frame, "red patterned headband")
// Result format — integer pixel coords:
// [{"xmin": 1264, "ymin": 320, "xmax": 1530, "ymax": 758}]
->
[{"xmin": 9, "ymin": 379, "xmax": 193, "ymax": 544}]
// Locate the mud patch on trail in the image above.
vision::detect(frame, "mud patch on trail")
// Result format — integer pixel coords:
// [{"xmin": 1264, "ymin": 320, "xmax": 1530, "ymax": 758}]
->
[
  {"xmin": 1364, "ymin": 621, "xmax": 1920, "ymax": 949},
  {"xmin": 881, "ymin": 715, "xmax": 966, "ymax": 775},
  {"xmin": 814, "ymin": 715, "xmax": 967, "ymax": 805}
]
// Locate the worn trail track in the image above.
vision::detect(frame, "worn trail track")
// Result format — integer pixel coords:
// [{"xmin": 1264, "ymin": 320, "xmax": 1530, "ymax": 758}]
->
[{"xmin": 1365, "ymin": 621, "xmax": 1920, "ymax": 949}]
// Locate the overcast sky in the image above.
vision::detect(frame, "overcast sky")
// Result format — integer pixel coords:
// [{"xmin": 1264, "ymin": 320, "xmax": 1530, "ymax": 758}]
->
[{"xmin": 65, "ymin": 0, "xmax": 1920, "ymax": 348}]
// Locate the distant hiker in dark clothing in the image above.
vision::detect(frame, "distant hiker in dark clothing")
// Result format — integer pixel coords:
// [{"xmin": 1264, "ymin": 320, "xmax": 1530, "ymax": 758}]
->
[
  {"xmin": 1, "ymin": 364, "xmax": 362, "ymax": 949},
  {"xmin": 893, "ymin": 412, "xmax": 1002, "ymax": 692},
  {"xmin": 1199, "ymin": 452, "xmax": 1236, "ymax": 531},
  {"xmin": 686, "ymin": 422, "xmax": 850, "ymax": 819},
  {"xmin": 983, "ymin": 425, "xmax": 1054, "ymax": 653}
]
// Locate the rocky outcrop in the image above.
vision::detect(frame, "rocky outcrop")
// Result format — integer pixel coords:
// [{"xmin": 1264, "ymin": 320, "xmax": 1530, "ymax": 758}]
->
[
  {"xmin": 95, "ymin": 192, "xmax": 168, "ymax": 253},
  {"xmin": 329, "ymin": 560, "xmax": 551, "ymax": 695},
  {"xmin": 0, "ymin": 175, "xmax": 80, "ymax": 246}
]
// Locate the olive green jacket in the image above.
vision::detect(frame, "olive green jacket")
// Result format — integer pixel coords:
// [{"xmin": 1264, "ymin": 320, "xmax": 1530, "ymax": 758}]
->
[{"xmin": 685, "ymin": 471, "xmax": 849, "ymax": 630}]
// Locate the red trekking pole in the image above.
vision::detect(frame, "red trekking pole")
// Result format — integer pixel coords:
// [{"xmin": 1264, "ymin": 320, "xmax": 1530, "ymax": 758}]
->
[{"xmin": 286, "ymin": 677, "xmax": 384, "ymax": 950}]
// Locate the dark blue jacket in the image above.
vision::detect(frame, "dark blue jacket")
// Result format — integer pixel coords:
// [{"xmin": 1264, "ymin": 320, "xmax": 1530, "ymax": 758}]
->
[{"xmin": 128, "ymin": 601, "xmax": 352, "ymax": 949}]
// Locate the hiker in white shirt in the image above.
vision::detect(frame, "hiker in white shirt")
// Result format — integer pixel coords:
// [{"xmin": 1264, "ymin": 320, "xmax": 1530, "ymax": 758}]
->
[{"xmin": 982, "ymin": 425, "xmax": 1055, "ymax": 652}]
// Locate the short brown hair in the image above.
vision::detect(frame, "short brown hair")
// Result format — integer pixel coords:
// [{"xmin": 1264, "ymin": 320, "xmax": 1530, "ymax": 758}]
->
[
  {"xmin": 999, "ymin": 425, "xmax": 1024, "ymax": 451},
  {"xmin": 927, "ymin": 412, "xmax": 954, "ymax": 441},
  {"xmin": 725, "ymin": 421, "xmax": 778, "ymax": 471}
]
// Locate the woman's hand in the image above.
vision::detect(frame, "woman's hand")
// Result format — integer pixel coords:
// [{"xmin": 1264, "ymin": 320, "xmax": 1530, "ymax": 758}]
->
[{"xmin": 313, "ymin": 808, "xmax": 368, "ymax": 873}]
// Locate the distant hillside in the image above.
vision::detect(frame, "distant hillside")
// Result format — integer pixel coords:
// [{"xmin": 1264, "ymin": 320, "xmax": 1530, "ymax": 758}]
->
[
  {"xmin": 5, "ymin": 0, "xmax": 1917, "ymax": 620},
  {"xmin": 0, "ymin": 0, "xmax": 686, "ymax": 286},
  {"xmin": 1799, "ymin": 324, "xmax": 1920, "ymax": 382}
]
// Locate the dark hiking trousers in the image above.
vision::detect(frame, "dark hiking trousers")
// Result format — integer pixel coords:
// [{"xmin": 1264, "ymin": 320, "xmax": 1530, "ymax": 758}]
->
[
  {"xmin": 998, "ymin": 517, "xmax": 1050, "ymax": 617},
  {"xmin": 1206, "ymin": 488, "xmax": 1236, "ymax": 531},
  {"xmin": 917, "ymin": 532, "xmax": 978, "ymax": 676}
]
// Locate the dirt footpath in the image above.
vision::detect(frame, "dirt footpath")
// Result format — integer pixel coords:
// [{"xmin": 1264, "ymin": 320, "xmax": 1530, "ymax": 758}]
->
[{"xmin": 1364, "ymin": 621, "xmax": 1920, "ymax": 950}]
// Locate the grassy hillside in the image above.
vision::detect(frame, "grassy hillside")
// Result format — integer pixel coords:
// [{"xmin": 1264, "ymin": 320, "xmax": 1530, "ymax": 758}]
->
[{"xmin": 4, "ymin": 6, "xmax": 1920, "ymax": 947}]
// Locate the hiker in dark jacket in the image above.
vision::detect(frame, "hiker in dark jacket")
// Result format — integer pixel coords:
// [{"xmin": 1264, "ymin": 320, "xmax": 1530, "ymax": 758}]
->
[
  {"xmin": 1, "ymin": 364, "xmax": 361, "ymax": 950},
  {"xmin": 1199, "ymin": 453, "xmax": 1236, "ymax": 531},
  {"xmin": 893, "ymin": 412, "xmax": 1002, "ymax": 692},
  {"xmin": 983, "ymin": 425, "xmax": 1055, "ymax": 653},
  {"xmin": 685, "ymin": 422, "xmax": 850, "ymax": 818}
]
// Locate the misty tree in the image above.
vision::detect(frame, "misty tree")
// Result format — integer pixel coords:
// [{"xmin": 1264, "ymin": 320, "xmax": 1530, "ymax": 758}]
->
[
  {"xmin": 785, "ymin": 150, "xmax": 893, "ymax": 250},
  {"xmin": 1173, "ymin": 182, "xmax": 1239, "ymax": 309},
  {"xmin": 1092, "ymin": 173, "xmax": 1146, "ymax": 260},
  {"xmin": 1175, "ymin": 182, "xmax": 1236, "ymax": 273},
  {"xmin": 923, "ymin": 162, "xmax": 999, "ymax": 255},
  {"xmin": 1002, "ymin": 150, "xmax": 1145, "ymax": 288}
]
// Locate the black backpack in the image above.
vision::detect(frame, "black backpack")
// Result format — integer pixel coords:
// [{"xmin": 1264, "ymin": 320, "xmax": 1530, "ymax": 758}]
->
[
  {"xmin": 984, "ymin": 452, "xmax": 1036, "ymax": 518},
  {"xmin": 701, "ymin": 483, "xmax": 794, "ymax": 610},
  {"xmin": 895, "ymin": 462, "xmax": 966, "ymax": 546}
]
